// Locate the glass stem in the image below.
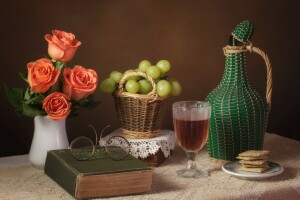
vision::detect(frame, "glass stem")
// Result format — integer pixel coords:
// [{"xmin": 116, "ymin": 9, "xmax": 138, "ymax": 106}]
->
[{"xmin": 186, "ymin": 152, "xmax": 197, "ymax": 170}]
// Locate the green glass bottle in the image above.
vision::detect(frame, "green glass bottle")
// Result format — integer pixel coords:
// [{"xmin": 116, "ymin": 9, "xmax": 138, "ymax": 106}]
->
[{"xmin": 206, "ymin": 21, "xmax": 272, "ymax": 161}]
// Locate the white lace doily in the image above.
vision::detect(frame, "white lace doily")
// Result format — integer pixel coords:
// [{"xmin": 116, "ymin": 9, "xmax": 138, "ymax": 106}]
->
[{"xmin": 100, "ymin": 129, "xmax": 176, "ymax": 159}]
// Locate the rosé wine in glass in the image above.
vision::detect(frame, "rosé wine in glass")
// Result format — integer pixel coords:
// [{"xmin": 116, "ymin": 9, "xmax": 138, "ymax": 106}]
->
[{"xmin": 173, "ymin": 101, "xmax": 211, "ymax": 179}]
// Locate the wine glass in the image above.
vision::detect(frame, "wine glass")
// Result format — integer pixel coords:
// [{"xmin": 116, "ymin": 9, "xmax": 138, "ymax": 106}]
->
[{"xmin": 172, "ymin": 101, "xmax": 211, "ymax": 178}]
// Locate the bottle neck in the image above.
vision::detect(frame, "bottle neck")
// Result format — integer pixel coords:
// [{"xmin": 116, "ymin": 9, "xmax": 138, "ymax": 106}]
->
[
  {"xmin": 220, "ymin": 52, "xmax": 249, "ymax": 86},
  {"xmin": 219, "ymin": 36, "xmax": 249, "ymax": 86}
]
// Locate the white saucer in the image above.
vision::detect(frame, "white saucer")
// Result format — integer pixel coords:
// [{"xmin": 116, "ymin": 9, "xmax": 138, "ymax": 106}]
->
[{"xmin": 222, "ymin": 161, "xmax": 284, "ymax": 180}]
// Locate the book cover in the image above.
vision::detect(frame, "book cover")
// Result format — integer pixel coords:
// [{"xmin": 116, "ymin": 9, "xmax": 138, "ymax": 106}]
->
[{"xmin": 44, "ymin": 149, "xmax": 153, "ymax": 199}]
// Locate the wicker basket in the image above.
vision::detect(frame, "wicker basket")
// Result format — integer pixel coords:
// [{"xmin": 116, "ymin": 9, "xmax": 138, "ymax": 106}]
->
[{"xmin": 113, "ymin": 71, "xmax": 168, "ymax": 139}]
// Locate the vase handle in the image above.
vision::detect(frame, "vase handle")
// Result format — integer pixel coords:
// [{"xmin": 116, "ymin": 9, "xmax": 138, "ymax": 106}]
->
[{"xmin": 246, "ymin": 43, "xmax": 272, "ymax": 115}]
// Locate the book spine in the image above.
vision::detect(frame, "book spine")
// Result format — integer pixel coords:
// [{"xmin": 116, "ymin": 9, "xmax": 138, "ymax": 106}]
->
[{"xmin": 44, "ymin": 151, "xmax": 78, "ymax": 198}]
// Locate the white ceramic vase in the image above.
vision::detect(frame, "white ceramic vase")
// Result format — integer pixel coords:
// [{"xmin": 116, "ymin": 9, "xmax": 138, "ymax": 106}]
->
[{"xmin": 28, "ymin": 115, "xmax": 69, "ymax": 169}]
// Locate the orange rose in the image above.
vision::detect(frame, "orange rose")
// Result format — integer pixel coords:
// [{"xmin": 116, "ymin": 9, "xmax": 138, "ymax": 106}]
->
[
  {"xmin": 43, "ymin": 92, "xmax": 71, "ymax": 120},
  {"xmin": 62, "ymin": 65, "xmax": 98, "ymax": 100},
  {"xmin": 45, "ymin": 30, "xmax": 81, "ymax": 62},
  {"xmin": 27, "ymin": 58, "xmax": 60, "ymax": 93}
]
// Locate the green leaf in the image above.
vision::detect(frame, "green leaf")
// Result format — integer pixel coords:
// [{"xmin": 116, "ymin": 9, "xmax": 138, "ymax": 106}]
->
[
  {"xmin": 55, "ymin": 61, "xmax": 65, "ymax": 71},
  {"xmin": 72, "ymin": 97, "xmax": 101, "ymax": 110},
  {"xmin": 22, "ymin": 91, "xmax": 45, "ymax": 117},
  {"xmin": 19, "ymin": 72, "xmax": 28, "ymax": 82},
  {"xmin": 25, "ymin": 94, "xmax": 45, "ymax": 105},
  {"xmin": 3, "ymin": 83, "xmax": 24, "ymax": 109},
  {"xmin": 24, "ymin": 87, "xmax": 31, "ymax": 101},
  {"xmin": 22, "ymin": 103, "xmax": 46, "ymax": 117},
  {"xmin": 13, "ymin": 106, "xmax": 24, "ymax": 117}
]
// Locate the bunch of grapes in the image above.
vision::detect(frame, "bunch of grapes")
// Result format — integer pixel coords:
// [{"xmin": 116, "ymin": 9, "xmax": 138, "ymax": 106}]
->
[{"xmin": 100, "ymin": 60, "xmax": 182, "ymax": 97}]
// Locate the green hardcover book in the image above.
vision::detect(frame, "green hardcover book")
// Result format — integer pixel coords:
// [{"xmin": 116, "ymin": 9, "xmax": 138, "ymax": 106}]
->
[{"xmin": 44, "ymin": 149, "xmax": 153, "ymax": 199}]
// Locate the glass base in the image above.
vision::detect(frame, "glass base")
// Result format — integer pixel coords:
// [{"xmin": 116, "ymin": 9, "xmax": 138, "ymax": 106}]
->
[{"xmin": 176, "ymin": 167, "xmax": 208, "ymax": 179}]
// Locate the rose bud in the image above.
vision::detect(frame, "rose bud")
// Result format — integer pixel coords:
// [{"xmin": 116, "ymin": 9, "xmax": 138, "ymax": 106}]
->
[{"xmin": 45, "ymin": 30, "xmax": 81, "ymax": 62}]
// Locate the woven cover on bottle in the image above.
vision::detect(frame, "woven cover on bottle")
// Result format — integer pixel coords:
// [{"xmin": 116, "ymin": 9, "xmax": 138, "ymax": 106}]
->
[{"xmin": 206, "ymin": 20, "xmax": 272, "ymax": 161}]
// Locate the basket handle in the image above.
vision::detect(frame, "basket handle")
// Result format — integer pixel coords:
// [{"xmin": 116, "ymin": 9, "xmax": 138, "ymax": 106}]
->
[
  {"xmin": 116, "ymin": 71, "xmax": 158, "ymax": 99},
  {"xmin": 246, "ymin": 43, "xmax": 272, "ymax": 114}
]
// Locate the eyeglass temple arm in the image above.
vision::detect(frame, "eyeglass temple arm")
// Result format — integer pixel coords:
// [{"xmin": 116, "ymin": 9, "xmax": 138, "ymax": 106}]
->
[{"xmin": 88, "ymin": 124, "xmax": 111, "ymax": 145}]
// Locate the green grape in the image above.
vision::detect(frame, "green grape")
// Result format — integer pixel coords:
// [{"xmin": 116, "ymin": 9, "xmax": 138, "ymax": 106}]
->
[
  {"xmin": 110, "ymin": 71, "xmax": 123, "ymax": 83},
  {"xmin": 160, "ymin": 72, "xmax": 167, "ymax": 79},
  {"xmin": 138, "ymin": 79, "xmax": 153, "ymax": 94},
  {"xmin": 156, "ymin": 60, "xmax": 171, "ymax": 73},
  {"xmin": 170, "ymin": 79, "xmax": 182, "ymax": 96},
  {"xmin": 100, "ymin": 78, "xmax": 117, "ymax": 93},
  {"xmin": 138, "ymin": 60, "xmax": 151, "ymax": 72},
  {"xmin": 156, "ymin": 80, "xmax": 171, "ymax": 97},
  {"xmin": 124, "ymin": 69, "xmax": 139, "ymax": 81},
  {"xmin": 125, "ymin": 80, "xmax": 140, "ymax": 94},
  {"xmin": 146, "ymin": 66, "xmax": 161, "ymax": 79}
]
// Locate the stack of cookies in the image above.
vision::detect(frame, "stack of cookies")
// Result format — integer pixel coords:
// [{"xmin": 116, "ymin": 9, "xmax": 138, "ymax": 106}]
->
[{"xmin": 237, "ymin": 150, "xmax": 270, "ymax": 173}]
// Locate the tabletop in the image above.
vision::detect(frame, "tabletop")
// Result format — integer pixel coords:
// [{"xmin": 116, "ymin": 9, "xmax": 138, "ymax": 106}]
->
[{"xmin": 0, "ymin": 133, "xmax": 300, "ymax": 200}]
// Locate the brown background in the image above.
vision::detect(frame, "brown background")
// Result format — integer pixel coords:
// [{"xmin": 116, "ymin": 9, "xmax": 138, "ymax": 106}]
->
[{"xmin": 0, "ymin": 0, "xmax": 299, "ymax": 156}]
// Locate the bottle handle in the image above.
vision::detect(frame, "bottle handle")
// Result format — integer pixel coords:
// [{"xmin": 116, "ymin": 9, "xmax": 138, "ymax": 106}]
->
[{"xmin": 246, "ymin": 43, "xmax": 272, "ymax": 114}]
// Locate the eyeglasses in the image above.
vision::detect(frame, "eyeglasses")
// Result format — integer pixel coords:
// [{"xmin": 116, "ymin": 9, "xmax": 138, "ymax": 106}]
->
[{"xmin": 69, "ymin": 125, "xmax": 131, "ymax": 161}]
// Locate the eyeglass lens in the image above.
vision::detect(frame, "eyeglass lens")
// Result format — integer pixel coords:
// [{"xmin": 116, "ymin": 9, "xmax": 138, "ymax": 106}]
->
[
  {"xmin": 105, "ymin": 136, "xmax": 130, "ymax": 160},
  {"xmin": 70, "ymin": 136, "xmax": 95, "ymax": 161}
]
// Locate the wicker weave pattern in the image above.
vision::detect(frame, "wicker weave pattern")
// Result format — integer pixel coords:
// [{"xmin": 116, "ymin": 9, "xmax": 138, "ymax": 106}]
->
[
  {"xmin": 113, "ymin": 71, "xmax": 168, "ymax": 139},
  {"xmin": 231, "ymin": 20, "xmax": 254, "ymax": 43},
  {"xmin": 206, "ymin": 45, "xmax": 270, "ymax": 161}
]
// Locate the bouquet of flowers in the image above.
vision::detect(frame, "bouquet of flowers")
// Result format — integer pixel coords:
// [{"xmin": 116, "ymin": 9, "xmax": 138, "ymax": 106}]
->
[{"xmin": 5, "ymin": 30, "xmax": 99, "ymax": 121}]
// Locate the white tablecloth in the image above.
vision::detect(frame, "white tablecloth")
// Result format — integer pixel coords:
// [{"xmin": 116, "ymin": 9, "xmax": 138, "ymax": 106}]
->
[{"xmin": 0, "ymin": 133, "xmax": 300, "ymax": 200}]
